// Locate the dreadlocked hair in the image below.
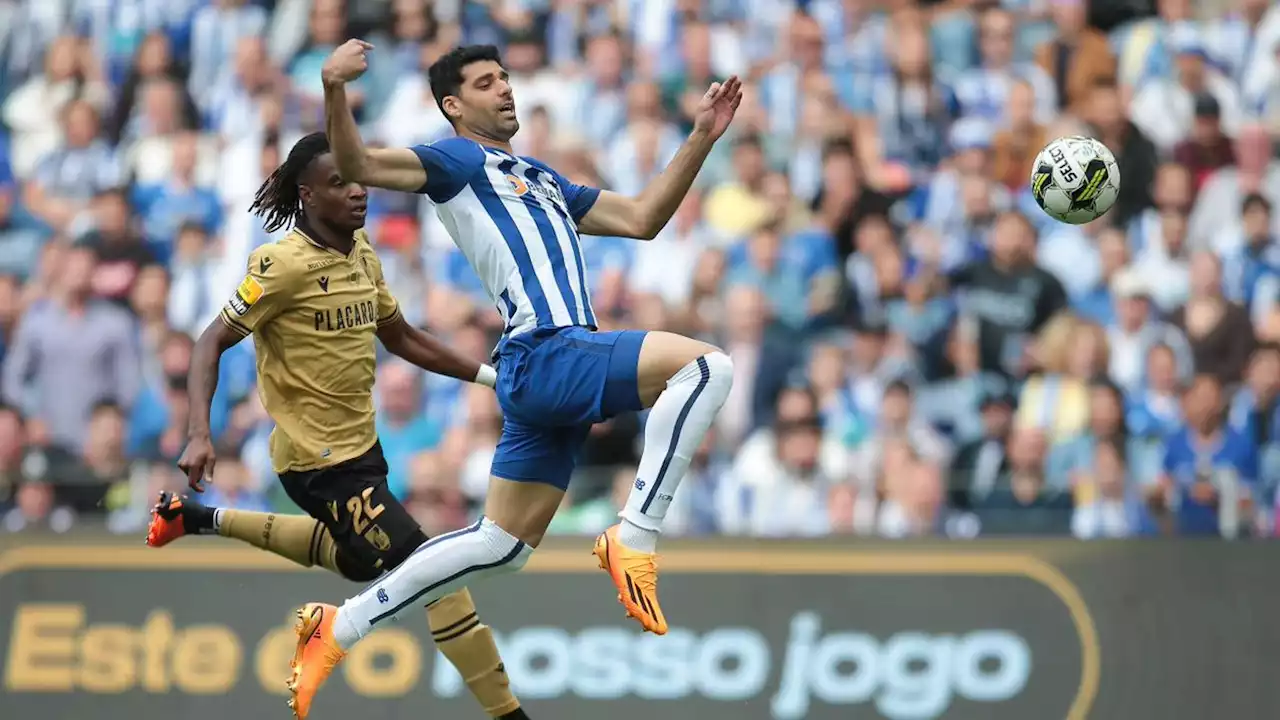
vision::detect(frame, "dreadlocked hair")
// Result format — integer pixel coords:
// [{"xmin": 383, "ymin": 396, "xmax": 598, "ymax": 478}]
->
[{"xmin": 250, "ymin": 132, "xmax": 331, "ymax": 233}]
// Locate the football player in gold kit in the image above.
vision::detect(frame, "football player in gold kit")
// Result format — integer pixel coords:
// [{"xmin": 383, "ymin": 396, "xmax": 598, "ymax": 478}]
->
[{"xmin": 146, "ymin": 132, "xmax": 530, "ymax": 720}]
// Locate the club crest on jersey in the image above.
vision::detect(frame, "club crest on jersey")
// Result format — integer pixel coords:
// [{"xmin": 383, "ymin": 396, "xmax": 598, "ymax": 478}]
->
[
  {"xmin": 505, "ymin": 174, "xmax": 530, "ymax": 196},
  {"xmin": 228, "ymin": 276, "xmax": 264, "ymax": 316}
]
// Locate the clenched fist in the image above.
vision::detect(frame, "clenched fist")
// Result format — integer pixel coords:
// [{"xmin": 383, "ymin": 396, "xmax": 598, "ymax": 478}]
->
[{"xmin": 322, "ymin": 39, "xmax": 373, "ymax": 87}]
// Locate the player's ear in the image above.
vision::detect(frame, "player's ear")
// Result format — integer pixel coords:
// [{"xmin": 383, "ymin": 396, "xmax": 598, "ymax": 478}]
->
[
  {"xmin": 442, "ymin": 96, "xmax": 462, "ymax": 122},
  {"xmin": 298, "ymin": 183, "xmax": 313, "ymax": 207}
]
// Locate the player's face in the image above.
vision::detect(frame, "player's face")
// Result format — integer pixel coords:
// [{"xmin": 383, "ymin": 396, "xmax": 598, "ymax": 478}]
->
[
  {"xmin": 302, "ymin": 153, "xmax": 368, "ymax": 231},
  {"xmin": 452, "ymin": 59, "xmax": 519, "ymax": 141}
]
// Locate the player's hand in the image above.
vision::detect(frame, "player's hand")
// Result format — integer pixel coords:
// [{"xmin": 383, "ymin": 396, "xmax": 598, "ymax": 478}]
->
[
  {"xmin": 322, "ymin": 39, "xmax": 373, "ymax": 87},
  {"xmin": 178, "ymin": 434, "xmax": 217, "ymax": 493},
  {"xmin": 692, "ymin": 75, "xmax": 743, "ymax": 141}
]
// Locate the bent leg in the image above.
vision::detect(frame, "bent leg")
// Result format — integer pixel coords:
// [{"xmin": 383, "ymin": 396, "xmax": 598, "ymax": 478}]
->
[
  {"xmin": 329, "ymin": 419, "xmax": 582, "ymax": 649},
  {"xmin": 622, "ymin": 331, "xmax": 733, "ymax": 548}
]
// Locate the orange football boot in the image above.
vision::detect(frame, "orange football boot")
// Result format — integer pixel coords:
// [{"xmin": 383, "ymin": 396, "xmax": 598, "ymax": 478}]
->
[
  {"xmin": 285, "ymin": 603, "xmax": 347, "ymax": 719},
  {"xmin": 146, "ymin": 491, "xmax": 207, "ymax": 547},
  {"xmin": 593, "ymin": 525, "xmax": 668, "ymax": 635}
]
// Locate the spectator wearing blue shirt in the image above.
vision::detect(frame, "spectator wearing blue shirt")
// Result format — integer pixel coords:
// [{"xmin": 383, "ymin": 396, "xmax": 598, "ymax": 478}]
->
[
  {"xmin": 1154, "ymin": 374, "xmax": 1258, "ymax": 537},
  {"xmin": 425, "ymin": 245, "xmax": 494, "ymax": 334},
  {"xmin": 1127, "ymin": 343, "xmax": 1187, "ymax": 440},
  {"xmin": 726, "ymin": 217, "xmax": 822, "ymax": 331},
  {"xmin": 1072, "ymin": 228, "xmax": 1129, "ymax": 327},
  {"xmin": 130, "ymin": 132, "xmax": 220, "ymax": 263},
  {"xmin": 1220, "ymin": 193, "xmax": 1280, "ymax": 327},
  {"xmin": 1229, "ymin": 343, "xmax": 1280, "ymax": 498},
  {"xmin": 375, "ymin": 362, "xmax": 444, "ymax": 500}
]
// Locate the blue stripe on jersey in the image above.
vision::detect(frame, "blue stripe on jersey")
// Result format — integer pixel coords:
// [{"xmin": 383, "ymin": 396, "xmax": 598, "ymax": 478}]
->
[
  {"xmin": 468, "ymin": 170, "xmax": 555, "ymax": 328},
  {"xmin": 498, "ymin": 288, "xmax": 518, "ymax": 334},
  {"xmin": 509, "ymin": 161, "xmax": 585, "ymax": 326},
  {"xmin": 528, "ymin": 167, "xmax": 598, "ymax": 328}
]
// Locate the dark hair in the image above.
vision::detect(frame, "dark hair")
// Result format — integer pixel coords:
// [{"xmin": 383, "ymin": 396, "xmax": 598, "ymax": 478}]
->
[
  {"xmin": 885, "ymin": 379, "xmax": 914, "ymax": 398},
  {"xmin": 428, "ymin": 44, "xmax": 504, "ymax": 123},
  {"xmin": 91, "ymin": 399, "xmax": 123, "ymax": 417},
  {"xmin": 250, "ymin": 132, "xmax": 330, "ymax": 233},
  {"xmin": 1243, "ymin": 192, "xmax": 1272, "ymax": 215}
]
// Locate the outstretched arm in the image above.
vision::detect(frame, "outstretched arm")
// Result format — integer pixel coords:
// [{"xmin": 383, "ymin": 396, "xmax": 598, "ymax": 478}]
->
[
  {"xmin": 577, "ymin": 76, "xmax": 743, "ymax": 240},
  {"xmin": 323, "ymin": 40, "xmax": 428, "ymax": 192},
  {"xmin": 377, "ymin": 315, "xmax": 497, "ymax": 387}
]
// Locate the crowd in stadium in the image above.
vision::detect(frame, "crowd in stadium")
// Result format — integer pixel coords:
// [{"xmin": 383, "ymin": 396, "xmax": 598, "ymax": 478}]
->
[{"xmin": 1, "ymin": 0, "xmax": 1278, "ymax": 539}]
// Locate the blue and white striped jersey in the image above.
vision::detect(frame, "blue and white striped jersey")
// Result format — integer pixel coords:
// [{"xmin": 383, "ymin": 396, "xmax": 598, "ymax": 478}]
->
[{"xmin": 411, "ymin": 137, "xmax": 601, "ymax": 346}]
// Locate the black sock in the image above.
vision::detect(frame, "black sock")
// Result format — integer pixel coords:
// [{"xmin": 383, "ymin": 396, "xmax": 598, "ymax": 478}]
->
[
  {"xmin": 182, "ymin": 499, "xmax": 217, "ymax": 533},
  {"xmin": 498, "ymin": 710, "xmax": 530, "ymax": 720}
]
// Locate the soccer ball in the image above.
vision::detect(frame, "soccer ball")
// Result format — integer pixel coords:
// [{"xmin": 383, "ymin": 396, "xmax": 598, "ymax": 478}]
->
[{"xmin": 1030, "ymin": 136, "xmax": 1120, "ymax": 225}]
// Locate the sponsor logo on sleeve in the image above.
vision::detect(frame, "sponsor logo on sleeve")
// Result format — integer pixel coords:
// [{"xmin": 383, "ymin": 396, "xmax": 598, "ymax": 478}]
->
[{"xmin": 228, "ymin": 276, "xmax": 264, "ymax": 316}]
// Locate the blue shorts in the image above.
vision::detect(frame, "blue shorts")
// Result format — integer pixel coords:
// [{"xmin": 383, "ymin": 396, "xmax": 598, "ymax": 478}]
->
[{"xmin": 491, "ymin": 326, "xmax": 647, "ymax": 489}]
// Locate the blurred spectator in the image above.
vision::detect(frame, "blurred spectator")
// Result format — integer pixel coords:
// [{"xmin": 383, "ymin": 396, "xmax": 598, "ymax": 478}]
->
[
  {"xmin": 1085, "ymin": 79, "xmax": 1157, "ymax": 227},
  {"xmin": 3, "ymin": 35, "xmax": 110, "ymax": 179},
  {"xmin": 23, "ymin": 99, "xmax": 121, "ymax": 233},
  {"xmin": 1130, "ymin": 24, "xmax": 1241, "ymax": 153},
  {"xmin": 948, "ymin": 389, "xmax": 1016, "ymax": 512},
  {"xmin": 1173, "ymin": 94, "xmax": 1237, "ymax": 192},
  {"xmin": 78, "ymin": 188, "xmax": 157, "ymax": 306},
  {"xmin": 1190, "ymin": 125, "xmax": 1280, "ymax": 248},
  {"xmin": 2, "ymin": 245, "xmax": 139, "ymax": 454},
  {"xmin": 952, "ymin": 6, "xmax": 1055, "ymax": 126},
  {"xmin": 377, "ymin": 361, "xmax": 444, "ymax": 500},
  {"xmin": 849, "ymin": 380, "xmax": 952, "ymax": 533},
  {"xmin": 722, "ymin": 385, "xmax": 843, "ymax": 537},
  {"xmin": 1105, "ymin": 267, "xmax": 1194, "ymax": 395},
  {"xmin": 1221, "ymin": 193, "xmax": 1280, "ymax": 327},
  {"xmin": 1128, "ymin": 342, "xmax": 1187, "ymax": 438},
  {"xmin": 131, "ymin": 132, "xmax": 221, "ymax": 262},
  {"xmin": 992, "ymin": 78, "xmax": 1047, "ymax": 192},
  {"xmin": 1034, "ymin": 0, "xmax": 1116, "ymax": 115},
  {"xmin": 1173, "ymin": 252, "xmax": 1255, "ymax": 385},
  {"xmin": 1016, "ymin": 313, "xmax": 1106, "ymax": 444},
  {"xmin": 109, "ymin": 32, "xmax": 199, "ymax": 146},
  {"xmin": 1153, "ymin": 373, "xmax": 1256, "ymax": 537},
  {"xmin": 951, "ymin": 211, "xmax": 1068, "ymax": 378}
]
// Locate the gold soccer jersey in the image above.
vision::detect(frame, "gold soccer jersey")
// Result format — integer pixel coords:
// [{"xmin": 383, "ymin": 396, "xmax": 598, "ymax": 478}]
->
[{"xmin": 220, "ymin": 229, "xmax": 401, "ymax": 473}]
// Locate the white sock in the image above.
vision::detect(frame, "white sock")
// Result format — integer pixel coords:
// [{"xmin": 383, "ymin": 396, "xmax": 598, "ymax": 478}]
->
[
  {"xmin": 619, "ymin": 352, "xmax": 733, "ymax": 552},
  {"xmin": 331, "ymin": 517, "xmax": 531, "ymax": 649}
]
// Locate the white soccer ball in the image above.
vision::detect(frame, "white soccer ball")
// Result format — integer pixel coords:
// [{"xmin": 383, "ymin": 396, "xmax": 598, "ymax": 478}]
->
[{"xmin": 1030, "ymin": 136, "xmax": 1120, "ymax": 225}]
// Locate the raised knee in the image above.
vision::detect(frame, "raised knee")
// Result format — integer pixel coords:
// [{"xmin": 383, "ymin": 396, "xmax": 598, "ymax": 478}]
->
[{"xmin": 701, "ymin": 350, "xmax": 734, "ymax": 389}]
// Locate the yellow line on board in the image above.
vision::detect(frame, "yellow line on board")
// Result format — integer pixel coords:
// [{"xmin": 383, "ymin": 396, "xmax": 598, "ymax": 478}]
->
[{"xmin": 0, "ymin": 544, "xmax": 1099, "ymax": 719}]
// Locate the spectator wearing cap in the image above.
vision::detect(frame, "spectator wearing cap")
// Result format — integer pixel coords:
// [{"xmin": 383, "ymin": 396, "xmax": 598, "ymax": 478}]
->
[
  {"xmin": 1033, "ymin": 0, "xmax": 1116, "ymax": 115},
  {"xmin": 1172, "ymin": 93, "xmax": 1236, "ymax": 192},
  {"xmin": 1129, "ymin": 23, "xmax": 1241, "ymax": 154},
  {"xmin": 1085, "ymin": 79, "xmax": 1157, "ymax": 228},
  {"xmin": 2, "ymin": 245, "xmax": 140, "ymax": 455},
  {"xmin": 1105, "ymin": 267, "xmax": 1194, "ymax": 395},
  {"xmin": 948, "ymin": 389, "xmax": 1016, "ymax": 511},
  {"xmin": 922, "ymin": 118, "xmax": 1008, "ymax": 253}
]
